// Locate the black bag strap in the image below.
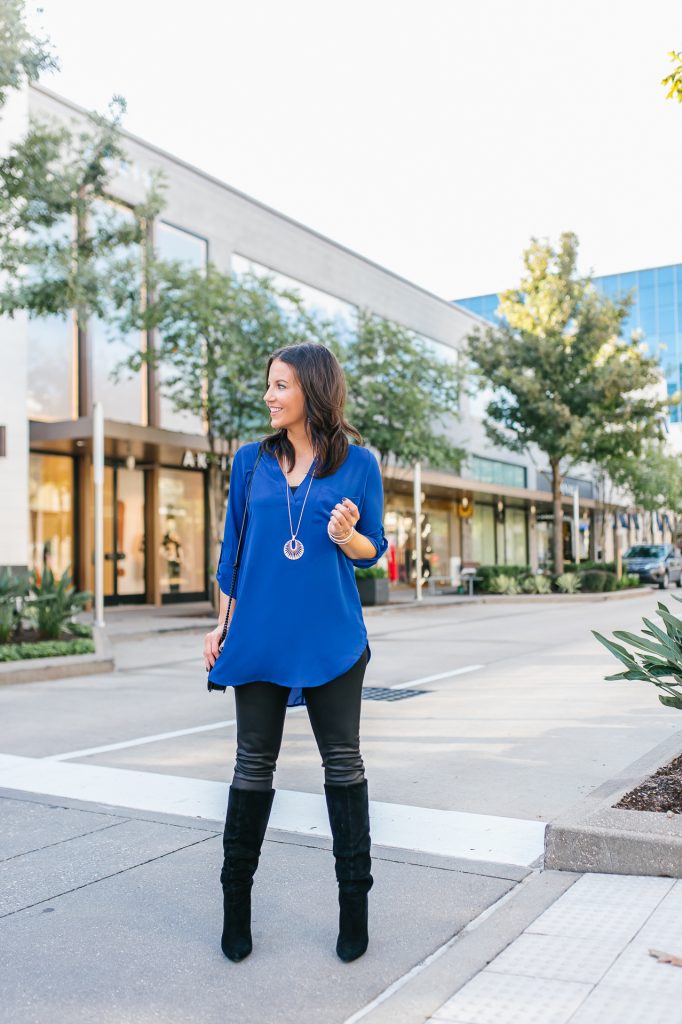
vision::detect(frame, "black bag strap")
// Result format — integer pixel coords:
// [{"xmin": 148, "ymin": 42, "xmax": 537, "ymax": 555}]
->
[{"xmin": 207, "ymin": 442, "xmax": 264, "ymax": 692}]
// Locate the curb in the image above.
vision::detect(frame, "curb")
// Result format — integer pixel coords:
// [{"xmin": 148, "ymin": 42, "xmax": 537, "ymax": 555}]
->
[
  {"xmin": 362, "ymin": 586, "xmax": 652, "ymax": 615},
  {"xmin": 0, "ymin": 626, "xmax": 114, "ymax": 686},
  {"xmin": 544, "ymin": 729, "xmax": 682, "ymax": 877}
]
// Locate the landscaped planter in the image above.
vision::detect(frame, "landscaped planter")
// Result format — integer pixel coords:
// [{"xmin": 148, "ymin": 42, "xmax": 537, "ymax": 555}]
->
[
  {"xmin": 355, "ymin": 576, "xmax": 389, "ymax": 606},
  {"xmin": 545, "ymin": 731, "xmax": 682, "ymax": 876}
]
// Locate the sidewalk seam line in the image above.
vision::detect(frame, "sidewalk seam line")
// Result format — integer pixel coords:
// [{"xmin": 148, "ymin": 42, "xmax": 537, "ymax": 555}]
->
[
  {"xmin": 0, "ymin": 834, "xmax": 216, "ymax": 920},
  {"xmin": 0, "ymin": 819, "xmax": 129, "ymax": 864}
]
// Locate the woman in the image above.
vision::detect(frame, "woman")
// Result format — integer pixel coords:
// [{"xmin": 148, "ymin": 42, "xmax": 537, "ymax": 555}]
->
[{"xmin": 204, "ymin": 342, "xmax": 388, "ymax": 965}]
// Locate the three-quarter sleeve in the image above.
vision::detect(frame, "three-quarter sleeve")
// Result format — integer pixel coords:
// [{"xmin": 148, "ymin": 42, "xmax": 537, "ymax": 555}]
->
[
  {"xmin": 216, "ymin": 446, "xmax": 248, "ymax": 598},
  {"xmin": 351, "ymin": 449, "xmax": 389, "ymax": 568}
]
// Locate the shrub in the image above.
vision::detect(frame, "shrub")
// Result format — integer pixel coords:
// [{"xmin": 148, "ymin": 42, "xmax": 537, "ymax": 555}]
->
[
  {"xmin": 521, "ymin": 575, "xmax": 539, "ymax": 593},
  {"xmin": 556, "ymin": 572, "xmax": 582, "ymax": 594},
  {"xmin": 25, "ymin": 568, "xmax": 92, "ymax": 641},
  {"xmin": 617, "ymin": 573, "xmax": 641, "ymax": 589},
  {"xmin": 354, "ymin": 566, "xmax": 387, "ymax": 579},
  {"xmin": 477, "ymin": 565, "xmax": 530, "ymax": 592},
  {"xmin": 535, "ymin": 574, "xmax": 552, "ymax": 594},
  {"xmin": 0, "ymin": 568, "xmax": 29, "ymax": 643},
  {"xmin": 579, "ymin": 570, "xmax": 608, "ymax": 592},
  {"xmin": 488, "ymin": 573, "xmax": 520, "ymax": 595},
  {"xmin": 565, "ymin": 560, "xmax": 616, "ymax": 574},
  {"xmin": 0, "ymin": 638, "xmax": 95, "ymax": 662}
]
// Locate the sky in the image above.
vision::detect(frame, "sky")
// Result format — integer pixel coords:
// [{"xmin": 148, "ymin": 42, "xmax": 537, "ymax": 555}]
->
[{"xmin": 25, "ymin": 0, "xmax": 682, "ymax": 301}]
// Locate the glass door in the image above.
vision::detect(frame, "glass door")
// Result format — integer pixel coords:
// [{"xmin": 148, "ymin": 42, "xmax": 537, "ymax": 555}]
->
[{"xmin": 104, "ymin": 464, "xmax": 146, "ymax": 604}]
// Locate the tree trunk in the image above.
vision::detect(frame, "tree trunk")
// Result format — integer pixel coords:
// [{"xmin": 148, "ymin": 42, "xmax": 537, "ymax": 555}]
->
[{"xmin": 551, "ymin": 458, "xmax": 564, "ymax": 574}]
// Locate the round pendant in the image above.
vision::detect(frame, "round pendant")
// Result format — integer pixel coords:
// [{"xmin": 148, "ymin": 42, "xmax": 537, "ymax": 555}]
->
[{"xmin": 283, "ymin": 538, "xmax": 304, "ymax": 560}]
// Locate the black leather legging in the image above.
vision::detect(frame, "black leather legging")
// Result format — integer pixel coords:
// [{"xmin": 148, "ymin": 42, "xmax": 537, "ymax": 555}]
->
[{"xmin": 232, "ymin": 644, "xmax": 369, "ymax": 790}]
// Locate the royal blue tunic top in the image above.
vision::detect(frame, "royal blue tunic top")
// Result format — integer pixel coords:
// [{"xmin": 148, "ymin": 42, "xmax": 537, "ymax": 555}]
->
[{"xmin": 207, "ymin": 440, "xmax": 388, "ymax": 707}]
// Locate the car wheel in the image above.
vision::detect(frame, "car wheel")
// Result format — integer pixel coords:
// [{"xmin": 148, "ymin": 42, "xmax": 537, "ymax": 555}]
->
[
  {"xmin": 677, "ymin": 573, "xmax": 682, "ymax": 588},
  {"xmin": 660, "ymin": 572, "xmax": 669, "ymax": 590}
]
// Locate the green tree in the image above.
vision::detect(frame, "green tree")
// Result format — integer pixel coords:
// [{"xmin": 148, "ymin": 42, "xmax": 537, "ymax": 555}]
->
[
  {"xmin": 606, "ymin": 440, "xmax": 682, "ymax": 519},
  {"xmin": 341, "ymin": 309, "xmax": 465, "ymax": 489},
  {"xmin": 661, "ymin": 49, "xmax": 682, "ymax": 103},
  {"xmin": 0, "ymin": 0, "xmax": 58, "ymax": 109},
  {"xmin": 467, "ymin": 233, "xmax": 668, "ymax": 573},
  {"xmin": 108, "ymin": 258, "xmax": 332, "ymax": 595},
  {"xmin": 0, "ymin": 95, "xmax": 166, "ymax": 404}
]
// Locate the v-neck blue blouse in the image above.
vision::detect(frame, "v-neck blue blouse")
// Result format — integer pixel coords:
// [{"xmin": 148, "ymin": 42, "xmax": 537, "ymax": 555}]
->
[{"xmin": 207, "ymin": 440, "xmax": 388, "ymax": 707}]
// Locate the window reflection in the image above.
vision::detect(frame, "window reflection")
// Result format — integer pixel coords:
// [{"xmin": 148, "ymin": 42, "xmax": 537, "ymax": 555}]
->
[
  {"xmin": 90, "ymin": 200, "xmax": 145, "ymax": 424},
  {"xmin": 156, "ymin": 222, "xmax": 207, "ymax": 433},
  {"xmin": 28, "ymin": 454, "xmax": 74, "ymax": 582},
  {"xmin": 158, "ymin": 469, "xmax": 205, "ymax": 596}
]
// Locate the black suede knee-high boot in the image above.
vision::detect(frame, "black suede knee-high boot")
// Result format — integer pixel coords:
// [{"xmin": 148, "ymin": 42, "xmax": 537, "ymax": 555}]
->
[
  {"xmin": 220, "ymin": 785, "xmax": 275, "ymax": 962},
  {"xmin": 324, "ymin": 779, "xmax": 373, "ymax": 962}
]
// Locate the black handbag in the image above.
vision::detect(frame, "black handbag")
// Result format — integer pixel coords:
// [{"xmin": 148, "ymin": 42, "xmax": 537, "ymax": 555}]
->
[{"xmin": 207, "ymin": 442, "xmax": 265, "ymax": 692}]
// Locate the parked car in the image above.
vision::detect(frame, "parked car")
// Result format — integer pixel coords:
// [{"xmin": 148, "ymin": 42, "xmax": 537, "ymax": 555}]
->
[{"xmin": 622, "ymin": 543, "xmax": 682, "ymax": 589}]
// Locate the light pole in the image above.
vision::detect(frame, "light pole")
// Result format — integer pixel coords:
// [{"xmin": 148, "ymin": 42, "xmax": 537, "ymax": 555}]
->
[{"xmin": 93, "ymin": 401, "xmax": 105, "ymax": 627}]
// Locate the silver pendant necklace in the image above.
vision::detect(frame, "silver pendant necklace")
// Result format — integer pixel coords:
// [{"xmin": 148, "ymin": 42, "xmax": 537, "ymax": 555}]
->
[{"xmin": 279, "ymin": 452, "xmax": 317, "ymax": 560}]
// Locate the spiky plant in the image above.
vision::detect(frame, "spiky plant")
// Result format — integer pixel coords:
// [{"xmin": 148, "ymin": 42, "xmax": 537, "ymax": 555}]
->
[{"xmin": 592, "ymin": 596, "xmax": 682, "ymax": 710}]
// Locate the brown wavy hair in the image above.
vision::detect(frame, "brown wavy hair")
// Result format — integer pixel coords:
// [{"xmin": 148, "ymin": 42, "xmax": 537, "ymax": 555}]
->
[{"xmin": 261, "ymin": 343, "xmax": 363, "ymax": 477}]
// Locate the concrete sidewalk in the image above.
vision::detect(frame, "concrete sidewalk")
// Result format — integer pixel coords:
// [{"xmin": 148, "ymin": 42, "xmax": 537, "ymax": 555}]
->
[{"xmin": 2, "ymin": 786, "xmax": 681, "ymax": 1024}]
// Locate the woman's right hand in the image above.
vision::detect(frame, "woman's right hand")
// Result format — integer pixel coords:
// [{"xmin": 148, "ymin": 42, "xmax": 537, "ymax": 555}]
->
[{"xmin": 204, "ymin": 623, "xmax": 225, "ymax": 672}]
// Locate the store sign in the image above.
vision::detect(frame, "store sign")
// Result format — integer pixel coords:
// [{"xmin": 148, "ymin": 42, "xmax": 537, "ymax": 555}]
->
[{"xmin": 181, "ymin": 449, "xmax": 229, "ymax": 471}]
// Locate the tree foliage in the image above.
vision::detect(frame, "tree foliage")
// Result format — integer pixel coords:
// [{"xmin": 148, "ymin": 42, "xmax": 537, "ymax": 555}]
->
[
  {"xmin": 466, "ymin": 232, "xmax": 668, "ymax": 572},
  {"xmin": 0, "ymin": 0, "xmax": 58, "ymax": 109},
  {"xmin": 341, "ymin": 309, "xmax": 464, "ymax": 485},
  {"xmin": 661, "ymin": 49, "xmax": 682, "ymax": 103},
  {"xmin": 604, "ymin": 439, "xmax": 682, "ymax": 513},
  {"xmin": 0, "ymin": 96, "xmax": 166, "ymax": 328}
]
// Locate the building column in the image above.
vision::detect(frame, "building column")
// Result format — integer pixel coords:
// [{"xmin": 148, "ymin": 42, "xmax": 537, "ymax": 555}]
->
[
  {"xmin": 461, "ymin": 514, "xmax": 474, "ymax": 564},
  {"xmin": 145, "ymin": 465, "xmax": 161, "ymax": 605},
  {"xmin": 77, "ymin": 455, "xmax": 94, "ymax": 596},
  {"xmin": 528, "ymin": 505, "xmax": 538, "ymax": 572}
]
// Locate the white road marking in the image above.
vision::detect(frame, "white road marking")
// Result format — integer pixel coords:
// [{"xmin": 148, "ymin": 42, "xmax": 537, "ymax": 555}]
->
[
  {"xmin": 42, "ymin": 666, "xmax": 483, "ymax": 761},
  {"xmin": 389, "ymin": 663, "xmax": 484, "ymax": 689},
  {"xmin": 0, "ymin": 754, "xmax": 545, "ymax": 867},
  {"xmin": 42, "ymin": 720, "xmax": 239, "ymax": 761}
]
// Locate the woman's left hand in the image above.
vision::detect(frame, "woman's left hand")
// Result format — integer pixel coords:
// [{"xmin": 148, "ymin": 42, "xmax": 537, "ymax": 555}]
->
[{"xmin": 329, "ymin": 497, "xmax": 359, "ymax": 539}]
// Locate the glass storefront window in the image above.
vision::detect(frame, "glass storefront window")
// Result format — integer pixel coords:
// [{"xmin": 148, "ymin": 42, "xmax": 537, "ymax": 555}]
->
[
  {"xmin": 503, "ymin": 507, "xmax": 528, "ymax": 565},
  {"xmin": 469, "ymin": 455, "xmax": 526, "ymax": 488},
  {"xmin": 384, "ymin": 507, "xmax": 414, "ymax": 583},
  {"xmin": 231, "ymin": 253, "xmax": 357, "ymax": 345},
  {"xmin": 472, "ymin": 503, "xmax": 495, "ymax": 564},
  {"xmin": 103, "ymin": 466, "xmax": 146, "ymax": 600},
  {"xmin": 156, "ymin": 222, "xmax": 207, "ymax": 434},
  {"xmin": 91, "ymin": 200, "xmax": 145, "ymax": 424},
  {"xmin": 159, "ymin": 469, "xmax": 205, "ymax": 596},
  {"xmin": 28, "ymin": 454, "xmax": 74, "ymax": 582},
  {"xmin": 423, "ymin": 510, "xmax": 450, "ymax": 580},
  {"xmin": 27, "ymin": 314, "xmax": 76, "ymax": 421},
  {"xmin": 26, "ymin": 214, "xmax": 76, "ymax": 422}
]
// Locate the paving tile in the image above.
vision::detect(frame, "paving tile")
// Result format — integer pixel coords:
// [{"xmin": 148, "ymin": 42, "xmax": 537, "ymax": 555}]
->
[
  {"xmin": 430, "ymin": 972, "xmax": 591, "ymax": 1024},
  {"xmin": 0, "ymin": 797, "xmax": 126, "ymax": 861},
  {"xmin": 525, "ymin": 873, "xmax": 673, "ymax": 943},
  {"xmin": 596, "ymin": 940, "xmax": 682, "ymax": 999},
  {"xmin": 0, "ymin": 836, "xmax": 512, "ymax": 1024},
  {"xmin": 486, "ymin": 931, "xmax": 625, "ymax": 984},
  {"xmin": 0, "ymin": 818, "xmax": 213, "ymax": 916},
  {"xmin": 567, "ymin": 984, "xmax": 682, "ymax": 1024}
]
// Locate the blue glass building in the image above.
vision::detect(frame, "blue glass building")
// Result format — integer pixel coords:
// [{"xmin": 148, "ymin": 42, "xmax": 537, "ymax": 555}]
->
[{"xmin": 455, "ymin": 262, "xmax": 682, "ymax": 422}]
